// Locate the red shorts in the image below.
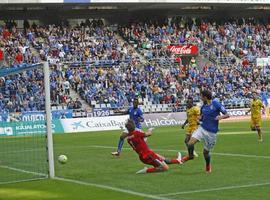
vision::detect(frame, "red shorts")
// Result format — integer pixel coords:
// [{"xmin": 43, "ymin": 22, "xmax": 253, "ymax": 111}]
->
[{"xmin": 139, "ymin": 151, "xmax": 164, "ymax": 167}]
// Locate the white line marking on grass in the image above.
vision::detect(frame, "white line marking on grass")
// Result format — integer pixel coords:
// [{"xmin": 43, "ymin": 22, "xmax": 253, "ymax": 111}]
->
[
  {"xmin": 0, "ymin": 177, "xmax": 47, "ymax": 186},
  {"xmin": 0, "ymin": 165, "xmax": 171, "ymax": 200},
  {"xmin": 0, "ymin": 165, "xmax": 47, "ymax": 185},
  {"xmin": 55, "ymin": 177, "xmax": 172, "ymax": 200},
  {"xmin": 85, "ymin": 145, "xmax": 270, "ymax": 159},
  {"xmin": 0, "ymin": 165, "xmax": 47, "ymax": 177},
  {"xmin": 157, "ymin": 182, "xmax": 270, "ymax": 196},
  {"xmin": 219, "ymin": 131, "xmax": 252, "ymax": 135}
]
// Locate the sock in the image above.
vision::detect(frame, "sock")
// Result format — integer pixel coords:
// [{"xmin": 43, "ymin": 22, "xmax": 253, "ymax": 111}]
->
[
  {"xmin": 187, "ymin": 144, "xmax": 194, "ymax": 159},
  {"xmin": 204, "ymin": 152, "xmax": 211, "ymax": 166},
  {"xmin": 164, "ymin": 158, "xmax": 180, "ymax": 164},
  {"xmin": 146, "ymin": 167, "xmax": 167, "ymax": 173},
  {"xmin": 146, "ymin": 168, "xmax": 159, "ymax": 173},
  {"xmin": 185, "ymin": 135, "xmax": 190, "ymax": 148},
  {"xmin": 169, "ymin": 159, "xmax": 181, "ymax": 164},
  {"xmin": 117, "ymin": 138, "xmax": 124, "ymax": 153}
]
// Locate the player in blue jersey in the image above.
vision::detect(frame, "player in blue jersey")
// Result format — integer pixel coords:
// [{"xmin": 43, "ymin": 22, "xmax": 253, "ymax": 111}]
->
[
  {"xmin": 111, "ymin": 98, "xmax": 144, "ymax": 156},
  {"xmin": 181, "ymin": 90, "xmax": 230, "ymax": 173}
]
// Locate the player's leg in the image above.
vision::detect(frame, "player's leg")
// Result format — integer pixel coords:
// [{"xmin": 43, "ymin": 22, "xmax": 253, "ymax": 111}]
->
[
  {"xmin": 256, "ymin": 120, "xmax": 263, "ymax": 142},
  {"xmin": 184, "ymin": 134, "xmax": 191, "ymax": 148},
  {"xmin": 250, "ymin": 118, "xmax": 257, "ymax": 131},
  {"xmin": 144, "ymin": 160, "xmax": 169, "ymax": 174},
  {"xmin": 161, "ymin": 152, "xmax": 182, "ymax": 164},
  {"xmin": 203, "ymin": 148, "xmax": 212, "ymax": 173},
  {"xmin": 136, "ymin": 152, "xmax": 169, "ymax": 174},
  {"xmin": 111, "ymin": 129, "xmax": 127, "ymax": 156},
  {"xmin": 182, "ymin": 127, "xmax": 201, "ymax": 162},
  {"xmin": 251, "ymin": 118, "xmax": 263, "ymax": 142},
  {"xmin": 186, "ymin": 128, "xmax": 199, "ymax": 157},
  {"xmin": 203, "ymin": 129, "xmax": 217, "ymax": 173}
]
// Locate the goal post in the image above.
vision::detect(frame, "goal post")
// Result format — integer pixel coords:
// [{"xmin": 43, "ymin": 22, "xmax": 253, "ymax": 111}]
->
[
  {"xmin": 0, "ymin": 61, "xmax": 55, "ymax": 184},
  {"xmin": 44, "ymin": 61, "xmax": 55, "ymax": 179}
]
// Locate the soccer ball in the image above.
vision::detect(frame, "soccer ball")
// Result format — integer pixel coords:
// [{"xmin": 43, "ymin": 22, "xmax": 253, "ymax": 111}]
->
[{"xmin": 58, "ymin": 155, "xmax": 68, "ymax": 164}]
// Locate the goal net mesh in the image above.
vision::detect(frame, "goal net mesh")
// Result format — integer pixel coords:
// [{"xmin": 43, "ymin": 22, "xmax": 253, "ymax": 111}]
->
[{"xmin": 0, "ymin": 64, "xmax": 49, "ymax": 184}]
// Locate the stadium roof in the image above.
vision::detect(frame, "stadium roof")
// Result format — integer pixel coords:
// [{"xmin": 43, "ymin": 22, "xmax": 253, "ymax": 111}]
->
[{"xmin": 1, "ymin": 0, "xmax": 270, "ymax": 4}]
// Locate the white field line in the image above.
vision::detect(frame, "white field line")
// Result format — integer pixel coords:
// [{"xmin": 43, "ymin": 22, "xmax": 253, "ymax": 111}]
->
[
  {"xmin": 82, "ymin": 145, "xmax": 270, "ymax": 160},
  {"xmin": 55, "ymin": 177, "xmax": 172, "ymax": 200},
  {"xmin": 0, "ymin": 177, "xmax": 47, "ymax": 186},
  {"xmin": 1, "ymin": 157, "xmax": 270, "ymax": 198},
  {"xmin": 1, "ymin": 143, "xmax": 270, "ymax": 160},
  {"xmin": 157, "ymin": 182, "xmax": 270, "ymax": 197},
  {"xmin": 0, "ymin": 165, "xmax": 47, "ymax": 185},
  {"xmin": 0, "ymin": 131, "xmax": 256, "ymax": 155},
  {"xmin": 0, "ymin": 165, "xmax": 171, "ymax": 200},
  {"xmin": 0, "ymin": 165, "xmax": 47, "ymax": 177},
  {"xmin": 219, "ymin": 131, "xmax": 253, "ymax": 135}
]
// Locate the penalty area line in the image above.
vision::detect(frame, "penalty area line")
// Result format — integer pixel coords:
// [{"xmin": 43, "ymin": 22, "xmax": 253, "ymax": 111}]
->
[
  {"xmin": 86, "ymin": 145, "xmax": 270, "ymax": 160},
  {"xmin": 157, "ymin": 182, "xmax": 270, "ymax": 197},
  {"xmin": 55, "ymin": 176, "xmax": 172, "ymax": 200}
]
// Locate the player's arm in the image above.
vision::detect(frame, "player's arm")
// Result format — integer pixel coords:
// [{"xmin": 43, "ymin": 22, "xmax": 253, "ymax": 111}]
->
[
  {"xmin": 246, "ymin": 109, "xmax": 251, "ymax": 115},
  {"xmin": 138, "ymin": 109, "xmax": 144, "ymax": 122},
  {"xmin": 261, "ymin": 102, "xmax": 265, "ymax": 113},
  {"xmin": 120, "ymin": 132, "xmax": 129, "ymax": 140},
  {"xmin": 215, "ymin": 101, "xmax": 230, "ymax": 120},
  {"xmin": 216, "ymin": 113, "xmax": 230, "ymax": 120},
  {"xmin": 144, "ymin": 128, "xmax": 154, "ymax": 137},
  {"xmin": 181, "ymin": 119, "xmax": 188, "ymax": 129}
]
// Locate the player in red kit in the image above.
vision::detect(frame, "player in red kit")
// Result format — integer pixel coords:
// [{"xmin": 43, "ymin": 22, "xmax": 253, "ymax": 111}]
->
[{"xmin": 120, "ymin": 119, "xmax": 182, "ymax": 174}]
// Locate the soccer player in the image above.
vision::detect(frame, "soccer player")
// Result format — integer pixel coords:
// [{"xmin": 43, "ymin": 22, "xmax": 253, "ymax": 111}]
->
[
  {"xmin": 111, "ymin": 98, "xmax": 144, "ymax": 156},
  {"xmin": 121, "ymin": 119, "xmax": 182, "ymax": 174},
  {"xmin": 246, "ymin": 92, "xmax": 265, "ymax": 142},
  {"xmin": 182, "ymin": 90, "xmax": 230, "ymax": 173},
  {"xmin": 181, "ymin": 97, "xmax": 200, "ymax": 157}
]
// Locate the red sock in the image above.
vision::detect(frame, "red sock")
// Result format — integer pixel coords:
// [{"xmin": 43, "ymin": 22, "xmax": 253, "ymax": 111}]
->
[
  {"xmin": 181, "ymin": 156, "xmax": 190, "ymax": 162},
  {"xmin": 170, "ymin": 159, "xmax": 180, "ymax": 164},
  {"xmin": 146, "ymin": 168, "xmax": 159, "ymax": 173}
]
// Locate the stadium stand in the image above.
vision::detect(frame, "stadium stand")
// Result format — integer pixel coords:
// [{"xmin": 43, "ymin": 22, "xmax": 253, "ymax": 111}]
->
[{"xmin": 0, "ymin": 16, "xmax": 269, "ymax": 115}]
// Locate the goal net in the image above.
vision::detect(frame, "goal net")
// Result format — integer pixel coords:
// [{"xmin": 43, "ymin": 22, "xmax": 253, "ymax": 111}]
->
[{"xmin": 0, "ymin": 62, "xmax": 54, "ymax": 184}]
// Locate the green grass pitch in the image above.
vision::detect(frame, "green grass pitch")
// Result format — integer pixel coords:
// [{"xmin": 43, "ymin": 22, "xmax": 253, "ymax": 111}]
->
[{"xmin": 0, "ymin": 120, "xmax": 270, "ymax": 200}]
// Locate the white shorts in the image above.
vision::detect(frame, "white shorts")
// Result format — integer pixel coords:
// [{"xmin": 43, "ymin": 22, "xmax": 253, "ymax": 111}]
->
[{"xmin": 192, "ymin": 126, "xmax": 217, "ymax": 151}]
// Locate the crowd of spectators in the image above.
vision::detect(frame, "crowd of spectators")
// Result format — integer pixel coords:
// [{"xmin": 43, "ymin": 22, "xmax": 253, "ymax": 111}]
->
[
  {"xmin": 0, "ymin": 17, "xmax": 269, "ymax": 114},
  {"xmin": 118, "ymin": 17, "xmax": 270, "ymax": 108}
]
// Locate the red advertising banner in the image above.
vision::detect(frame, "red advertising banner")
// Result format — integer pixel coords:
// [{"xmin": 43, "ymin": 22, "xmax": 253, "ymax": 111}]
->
[
  {"xmin": 167, "ymin": 45, "xmax": 198, "ymax": 56},
  {"xmin": 0, "ymin": 49, "xmax": 3, "ymax": 61}
]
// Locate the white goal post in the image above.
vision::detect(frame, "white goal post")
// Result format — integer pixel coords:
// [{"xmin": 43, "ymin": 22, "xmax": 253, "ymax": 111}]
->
[{"xmin": 43, "ymin": 61, "xmax": 55, "ymax": 178}]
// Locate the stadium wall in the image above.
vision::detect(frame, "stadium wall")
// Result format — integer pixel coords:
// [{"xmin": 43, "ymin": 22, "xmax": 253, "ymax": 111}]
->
[{"xmin": 1, "ymin": 108, "xmax": 269, "ymax": 135}]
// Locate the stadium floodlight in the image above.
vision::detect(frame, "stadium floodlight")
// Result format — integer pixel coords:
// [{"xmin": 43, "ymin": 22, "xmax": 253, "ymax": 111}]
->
[{"xmin": 0, "ymin": 61, "xmax": 55, "ymax": 184}]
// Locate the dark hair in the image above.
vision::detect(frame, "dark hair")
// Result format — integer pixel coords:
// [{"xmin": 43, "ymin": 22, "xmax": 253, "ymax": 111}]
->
[
  {"xmin": 125, "ymin": 119, "xmax": 136, "ymax": 132},
  {"xmin": 201, "ymin": 90, "xmax": 212, "ymax": 100}
]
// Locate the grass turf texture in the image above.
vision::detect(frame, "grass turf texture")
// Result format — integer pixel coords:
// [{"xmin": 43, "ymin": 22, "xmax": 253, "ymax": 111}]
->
[{"xmin": 0, "ymin": 120, "xmax": 270, "ymax": 200}]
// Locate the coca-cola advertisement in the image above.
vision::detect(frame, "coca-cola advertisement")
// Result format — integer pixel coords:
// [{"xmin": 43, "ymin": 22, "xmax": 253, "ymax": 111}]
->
[{"xmin": 167, "ymin": 45, "xmax": 198, "ymax": 56}]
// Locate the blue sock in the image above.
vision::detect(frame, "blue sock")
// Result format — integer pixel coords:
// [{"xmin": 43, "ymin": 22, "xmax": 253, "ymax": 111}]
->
[{"xmin": 117, "ymin": 138, "xmax": 124, "ymax": 153}]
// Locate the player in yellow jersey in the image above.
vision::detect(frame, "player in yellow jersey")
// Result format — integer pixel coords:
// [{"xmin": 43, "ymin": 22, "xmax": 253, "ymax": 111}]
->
[
  {"xmin": 246, "ymin": 92, "xmax": 265, "ymax": 142},
  {"xmin": 182, "ymin": 97, "xmax": 200, "ymax": 157}
]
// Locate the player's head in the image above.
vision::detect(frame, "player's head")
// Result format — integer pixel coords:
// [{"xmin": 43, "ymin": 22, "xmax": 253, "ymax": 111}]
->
[
  {"xmin": 133, "ymin": 98, "xmax": 139, "ymax": 108},
  {"xmin": 125, "ymin": 119, "xmax": 136, "ymax": 133},
  {"xmin": 187, "ymin": 96, "xmax": 194, "ymax": 108},
  {"xmin": 200, "ymin": 90, "xmax": 212, "ymax": 103},
  {"xmin": 252, "ymin": 91, "xmax": 258, "ymax": 100}
]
